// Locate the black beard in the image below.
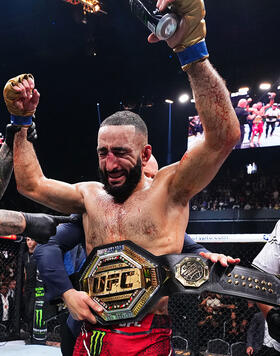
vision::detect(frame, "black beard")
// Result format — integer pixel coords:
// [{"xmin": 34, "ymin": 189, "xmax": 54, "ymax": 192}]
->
[{"xmin": 99, "ymin": 158, "xmax": 142, "ymax": 203}]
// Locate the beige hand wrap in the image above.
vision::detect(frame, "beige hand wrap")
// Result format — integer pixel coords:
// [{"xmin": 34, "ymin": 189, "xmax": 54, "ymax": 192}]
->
[
  {"xmin": 171, "ymin": 0, "xmax": 208, "ymax": 71},
  {"xmin": 3, "ymin": 73, "xmax": 35, "ymax": 116}
]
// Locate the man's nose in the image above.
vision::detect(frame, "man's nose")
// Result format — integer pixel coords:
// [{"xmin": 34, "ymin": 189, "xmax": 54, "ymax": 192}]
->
[{"xmin": 105, "ymin": 152, "xmax": 118, "ymax": 171}]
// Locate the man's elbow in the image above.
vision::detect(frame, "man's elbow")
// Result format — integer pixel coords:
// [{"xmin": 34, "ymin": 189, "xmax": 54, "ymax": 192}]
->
[
  {"xmin": 16, "ymin": 176, "xmax": 44, "ymax": 200},
  {"xmin": 17, "ymin": 181, "xmax": 36, "ymax": 198}
]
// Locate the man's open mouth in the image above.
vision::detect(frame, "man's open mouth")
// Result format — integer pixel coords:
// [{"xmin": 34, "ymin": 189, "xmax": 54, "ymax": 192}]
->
[{"xmin": 107, "ymin": 171, "xmax": 126, "ymax": 184}]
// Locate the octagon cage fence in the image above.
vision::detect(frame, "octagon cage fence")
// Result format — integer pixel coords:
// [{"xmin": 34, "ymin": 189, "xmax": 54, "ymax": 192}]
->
[{"xmin": 0, "ymin": 213, "xmax": 279, "ymax": 356}]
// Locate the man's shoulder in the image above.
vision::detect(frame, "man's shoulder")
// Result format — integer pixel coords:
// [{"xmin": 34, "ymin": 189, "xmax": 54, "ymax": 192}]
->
[
  {"xmin": 156, "ymin": 162, "xmax": 179, "ymax": 179},
  {"xmin": 76, "ymin": 181, "xmax": 103, "ymax": 193}
]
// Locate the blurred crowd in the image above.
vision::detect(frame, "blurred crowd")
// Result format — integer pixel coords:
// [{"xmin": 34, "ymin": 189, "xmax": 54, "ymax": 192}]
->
[
  {"xmin": 0, "ymin": 237, "xmax": 39, "ymax": 339},
  {"xmin": 0, "ymin": 247, "xmax": 17, "ymax": 336},
  {"xmin": 198, "ymin": 292, "xmax": 258, "ymax": 346},
  {"xmin": 190, "ymin": 170, "xmax": 280, "ymax": 211}
]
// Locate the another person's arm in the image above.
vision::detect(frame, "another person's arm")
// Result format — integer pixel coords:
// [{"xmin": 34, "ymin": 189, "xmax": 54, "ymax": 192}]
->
[
  {"xmin": 0, "ymin": 210, "xmax": 26, "ymax": 235},
  {"xmin": 34, "ymin": 215, "xmax": 100, "ymax": 324},
  {"xmin": 0, "ymin": 210, "xmax": 75, "ymax": 243},
  {"xmin": 182, "ymin": 233, "xmax": 208, "ymax": 254},
  {"xmin": 252, "ymin": 220, "xmax": 280, "ymax": 340},
  {"xmin": 246, "ymin": 312, "xmax": 263, "ymax": 355},
  {"xmin": 34, "ymin": 214, "xmax": 85, "ymax": 300},
  {"xmin": 0, "ymin": 142, "xmax": 13, "ymax": 199}
]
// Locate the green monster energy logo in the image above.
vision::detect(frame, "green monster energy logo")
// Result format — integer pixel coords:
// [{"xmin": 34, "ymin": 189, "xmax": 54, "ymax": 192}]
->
[
  {"xmin": 35, "ymin": 309, "xmax": 45, "ymax": 328},
  {"xmin": 90, "ymin": 330, "xmax": 106, "ymax": 355},
  {"xmin": 35, "ymin": 286, "xmax": 45, "ymax": 298}
]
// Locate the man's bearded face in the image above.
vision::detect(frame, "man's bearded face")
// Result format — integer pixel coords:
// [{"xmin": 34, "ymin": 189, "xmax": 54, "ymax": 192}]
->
[{"xmin": 99, "ymin": 157, "xmax": 142, "ymax": 203}]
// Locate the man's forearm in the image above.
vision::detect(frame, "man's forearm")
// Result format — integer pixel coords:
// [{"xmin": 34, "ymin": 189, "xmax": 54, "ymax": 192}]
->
[
  {"xmin": 0, "ymin": 143, "xmax": 13, "ymax": 199},
  {"xmin": 14, "ymin": 128, "xmax": 44, "ymax": 195},
  {"xmin": 0, "ymin": 210, "xmax": 26, "ymax": 235},
  {"xmin": 187, "ymin": 60, "xmax": 240, "ymax": 148}
]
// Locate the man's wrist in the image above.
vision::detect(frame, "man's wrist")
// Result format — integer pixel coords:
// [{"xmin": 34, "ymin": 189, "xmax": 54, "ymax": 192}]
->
[
  {"xmin": 177, "ymin": 40, "xmax": 209, "ymax": 71},
  {"xmin": 10, "ymin": 115, "xmax": 33, "ymax": 126}
]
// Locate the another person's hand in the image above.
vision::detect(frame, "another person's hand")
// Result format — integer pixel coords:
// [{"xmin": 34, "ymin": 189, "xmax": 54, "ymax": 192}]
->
[
  {"xmin": 5, "ymin": 123, "xmax": 38, "ymax": 150},
  {"xmin": 199, "ymin": 251, "xmax": 240, "ymax": 267},
  {"xmin": 22, "ymin": 213, "xmax": 77, "ymax": 244},
  {"xmin": 246, "ymin": 346, "xmax": 254, "ymax": 355},
  {"xmin": 62, "ymin": 289, "xmax": 103, "ymax": 324}
]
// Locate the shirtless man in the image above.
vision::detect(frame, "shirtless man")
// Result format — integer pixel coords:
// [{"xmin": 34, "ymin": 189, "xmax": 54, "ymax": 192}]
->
[{"xmin": 5, "ymin": 0, "xmax": 240, "ymax": 353}]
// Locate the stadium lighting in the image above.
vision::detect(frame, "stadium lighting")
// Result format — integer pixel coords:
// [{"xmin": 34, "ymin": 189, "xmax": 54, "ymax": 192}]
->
[
  {"xmin": 62, "ymin": 0, "xmax": 107, "ymax": 15},
  {"xmin": 165, "ymin": 99, "xmax": 174, "ymax": 104},
  {"xmin": 259, "ymin": 83, "xmax": 271, "ymax": 90},
  {"xmin": 238, "ymin": 87, "xmax": 249, "ymax": 94},
  {"xmin": 190, "ymin": 98, "xmax": 195, "ymax": 103},
  {"xmin": 178, "ymin": 94, "xmax": 189, "ymax": 103},
  {"xmin": 277, "ymin": 85, "xmax": 280, "ymax": 90}
]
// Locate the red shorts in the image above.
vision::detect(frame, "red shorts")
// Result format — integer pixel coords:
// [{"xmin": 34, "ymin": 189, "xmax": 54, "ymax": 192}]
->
[
  {"xmin": 73, "ymin": 314, "xmax": 172, "ymax": 356},
  {"xmin": 252, "ymin": 123, "xmax": 263, "ymax": 135}
]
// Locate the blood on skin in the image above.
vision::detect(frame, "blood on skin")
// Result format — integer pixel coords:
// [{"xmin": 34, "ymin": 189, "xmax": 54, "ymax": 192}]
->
[{"xmin": 179, "ymin": 152, "xmax": 188, "ymax": 165}]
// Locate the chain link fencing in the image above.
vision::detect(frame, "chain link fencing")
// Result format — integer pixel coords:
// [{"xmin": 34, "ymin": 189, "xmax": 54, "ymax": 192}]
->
[{"xmin": 0, "ymin": 237, "xmax": 277, "ymax": 356}]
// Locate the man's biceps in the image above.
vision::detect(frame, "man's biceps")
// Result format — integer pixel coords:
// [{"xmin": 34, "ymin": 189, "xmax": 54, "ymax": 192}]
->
[{"xmin": 45, "ymin": 179, "xmax": 82, "ymax": 201}]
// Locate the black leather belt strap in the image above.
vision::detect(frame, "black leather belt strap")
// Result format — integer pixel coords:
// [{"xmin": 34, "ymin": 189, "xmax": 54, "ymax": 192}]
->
[
  {"xmin": 162, "ymin": 254, "xmax": 280, "ymax": 305},
  {"xmin": 72, "ymin": 240, "xmax": 280, "ymax": 325}
]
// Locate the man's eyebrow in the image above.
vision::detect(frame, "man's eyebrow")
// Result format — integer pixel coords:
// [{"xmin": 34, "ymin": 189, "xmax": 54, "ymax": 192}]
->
[
  {"xmin": 97, "ymin": 147, "xmax": 130, "ymax": 153},
  {"xmin": 111, "ymin": 147, "xmax": 130, "ymax": 152},
  {"xmin": 97, "ymin": 147, "xmax": 107, "ymax": 153}
]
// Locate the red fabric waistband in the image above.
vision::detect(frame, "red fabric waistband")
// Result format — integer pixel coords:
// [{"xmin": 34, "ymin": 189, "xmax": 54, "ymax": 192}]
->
[{"xmin": 84, "ymin": 313, "xmax": 171, "ymax": 334}]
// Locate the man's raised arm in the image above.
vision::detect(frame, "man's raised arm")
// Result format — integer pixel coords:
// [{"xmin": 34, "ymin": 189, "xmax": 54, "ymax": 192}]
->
[
  {"xmin": 14, "ymin": 128, "xmax": 84, "ymax": 213},
  {"xmin": 169, "ymin": 60, "xmax": 240, "ymax": 201},
  {"xmin": 3, "ymin": 74, "xmax": 85, "ymax": 214},
  {"xmin": 150, "ymin": 0, "xmax": 240, "ymax": 202},
  {"xmin": 0, "ymin": 123, "xmax": 38, "ymax": 199}
]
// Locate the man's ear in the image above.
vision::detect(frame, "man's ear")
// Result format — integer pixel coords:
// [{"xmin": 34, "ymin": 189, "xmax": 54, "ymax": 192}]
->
[{"xmin": 142, "ymin": 145, "xmax": 152, "ymax": 166}]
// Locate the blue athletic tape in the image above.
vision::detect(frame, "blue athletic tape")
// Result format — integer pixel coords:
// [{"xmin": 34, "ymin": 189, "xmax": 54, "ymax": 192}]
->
[
  {"xmin": 177, "ymin": 40, "xmax": 208, "ymax": 67},
  {"xmin": 10, "ymin": 115, "xmax": 33, "ymax": 126}
]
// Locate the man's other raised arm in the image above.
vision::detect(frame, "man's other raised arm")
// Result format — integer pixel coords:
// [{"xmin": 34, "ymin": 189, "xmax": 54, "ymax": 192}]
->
[
  {"xmin": 169, "ymin": 60, "xmax": 240, "ymax": 202},
  {"xmin": 150, "ymin": 0, "xmax": 240, "ymax": 202},
  {"xmin": 14, "ymin": 128, "xmax": 84, "ymax": 214}
]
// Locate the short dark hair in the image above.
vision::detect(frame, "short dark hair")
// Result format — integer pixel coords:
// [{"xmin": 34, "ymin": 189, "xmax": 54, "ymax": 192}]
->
[{"xmin": 100, "ymin": 111, "xmax": 148, "ymax": 139}]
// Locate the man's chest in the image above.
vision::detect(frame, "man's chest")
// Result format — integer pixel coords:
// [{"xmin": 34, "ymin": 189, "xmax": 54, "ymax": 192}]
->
[{"xmin": 84, "ymin": 192, "xmax": 162, "ymax": 245}]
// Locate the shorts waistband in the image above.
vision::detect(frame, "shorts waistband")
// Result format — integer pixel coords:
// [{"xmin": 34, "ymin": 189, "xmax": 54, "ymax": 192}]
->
[{"xmin": 84, "ymin": 313, "xmax": 172, "ymax": 334}]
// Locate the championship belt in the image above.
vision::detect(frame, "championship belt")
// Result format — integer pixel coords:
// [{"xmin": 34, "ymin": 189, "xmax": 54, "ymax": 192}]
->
[{"xmin": 72, "ymin": 240, "xmax": 280, "ymax": 325}]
